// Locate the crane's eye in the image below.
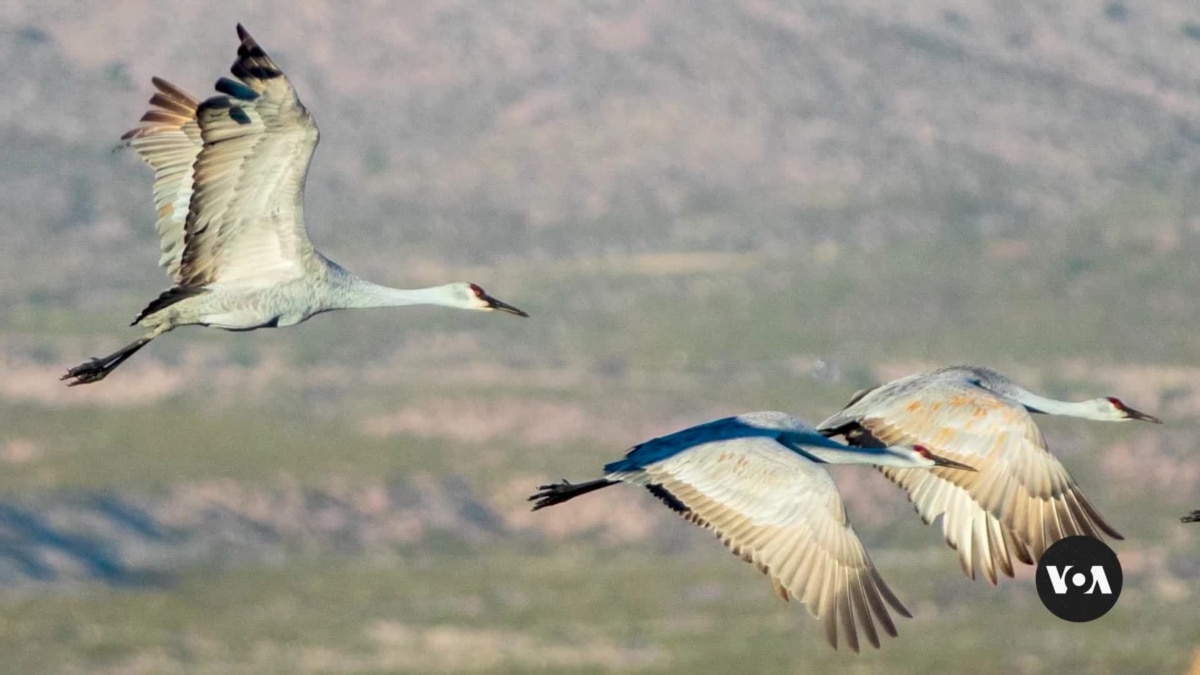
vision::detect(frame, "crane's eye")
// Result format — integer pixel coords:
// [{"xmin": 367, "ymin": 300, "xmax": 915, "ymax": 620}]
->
[
  {"xmin": 469, "ymin": 284, "xmax": 485, "ymax": 299},
  {"xmin": 1106, "ymin": 396, "xmax": 1126, "ymax": 411}
]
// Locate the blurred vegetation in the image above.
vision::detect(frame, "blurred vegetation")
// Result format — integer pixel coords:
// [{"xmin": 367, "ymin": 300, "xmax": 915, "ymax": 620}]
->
[{"xmin": 0, "ymin": 548, "xmax": 1196, "ymax": 674}]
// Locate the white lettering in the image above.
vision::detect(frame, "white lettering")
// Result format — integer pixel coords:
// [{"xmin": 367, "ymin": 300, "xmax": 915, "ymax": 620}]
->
[
  {"xmin": 1046, "ymin": 565, "xmax": 1073, "ymax": 594},
  {"xmin": 1084, "ymin": 566, "xmax": 1112, "ymax": 595}
]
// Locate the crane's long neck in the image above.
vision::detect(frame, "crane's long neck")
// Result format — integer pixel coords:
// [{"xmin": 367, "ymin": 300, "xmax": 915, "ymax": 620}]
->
[
  {"xmin": 333, "ymin": 276, "xmax": 462, "ymax": 310},
  {"xmin": 1010, "ymin": 390, "xmax": 1106, "ymax": 419}
]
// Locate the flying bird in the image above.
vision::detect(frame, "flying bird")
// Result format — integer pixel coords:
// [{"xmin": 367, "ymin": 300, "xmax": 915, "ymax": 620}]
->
[
  {"xmin": 529, "ymin": 411, "xmax": 975, "ymax": 652},
  {"xmin": 62, "ymin": 25, "xmax": 526, "ymax": 385},
  {"xmin": 1182, "ymin": 511, "xmax": 1200, "ymax": 523},
  {"xmin": 816, "ymin": 365, "xmax": 1160, "ymax": 584}
]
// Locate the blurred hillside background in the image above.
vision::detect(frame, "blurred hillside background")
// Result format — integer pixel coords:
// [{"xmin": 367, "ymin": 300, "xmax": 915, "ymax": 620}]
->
[{"xmin": 2, "ymin": 1, "xmax": 1199, "ymax": 672}]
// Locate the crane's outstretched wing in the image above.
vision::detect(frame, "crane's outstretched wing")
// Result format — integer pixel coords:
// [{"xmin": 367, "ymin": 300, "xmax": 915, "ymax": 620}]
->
[
  {"xmin": 612, "ymin": 433, "xmax": 911, "ymax": 653},
  {"xmin": 189, "ymin": 25, "xmax": 323, "ymax": 288},
  {"xmin": 178, "ymin": 24, "xmax": 321, "ymax": 287},
  {"xmin": 819, "ymin": 378, "xmax": 1121, "ymax": 585},
  {"xmin": 123, "ymin": 25, "xmax": 319, "ymax": 288},
  {"xmin": 121, "ymin": 77, "xmax": 202, "ymax": 280}
]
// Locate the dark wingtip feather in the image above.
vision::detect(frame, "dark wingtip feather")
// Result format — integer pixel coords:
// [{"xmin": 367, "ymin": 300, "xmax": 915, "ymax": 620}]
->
[
  {"xmin": 228, "ymin": 25, "xmax": 283, "ymax": 83},
  {"xmin": 860, "ymin": 577, "xmax": 899, "ymax": 639},
  {"xmin": 228, "ymin": 106, "xmax": 252, "ymax": 125},
  {"xmin": 197, "ymin": 95, "xmax": 234, "ymax": 115},
  {"xmin": 839, "ymin": 598, "xmax": 860, "ymax": 653},
  {"xmin": 645, "ymin": 483, "xmax": 689, "ymax": 514},
  {"xmin": 215, "ymin": 77, "xmax": 260, "ymax": 101},
  {"xmin": 874, "ymin": 570, "xmax": 912, "ymax": 619},
  {"xmin": 848, "ymin": 580, "xmax": 881, "ymax": 650},
  {"xmin": 197, "ymin": 95, "xmax": 253, "ymax": 126}
]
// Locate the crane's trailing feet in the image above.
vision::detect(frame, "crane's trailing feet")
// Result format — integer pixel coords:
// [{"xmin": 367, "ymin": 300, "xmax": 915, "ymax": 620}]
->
[
  {"xmin": 60, "ymin": 337, "xmax": 155, "ymax": 386},
  {"xmin": 529, "ymin": 479, "xmax": 617, "ymax": 510},
  {"xmin": 61, "ymin": 25, "xmax": 526, "ymax": 386}
]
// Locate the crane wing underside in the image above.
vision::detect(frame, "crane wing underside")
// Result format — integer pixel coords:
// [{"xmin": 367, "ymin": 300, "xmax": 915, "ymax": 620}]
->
[
  {"xmin": 613, "ymin": 437, "xmax": 910, "ymax": 652},
  {"xmin": 121, "ymin": 78, "xmax": 201, "ymax": 281}
]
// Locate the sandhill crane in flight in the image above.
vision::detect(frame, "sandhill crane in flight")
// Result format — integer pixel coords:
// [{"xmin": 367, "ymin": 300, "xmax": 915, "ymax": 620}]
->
[
  {"xmin": 62, "ymin": 25, "xmax": 527, "ymax": 386},
  {"xmin": 816, "ymin": 365, "xmax": 1160, "ymax": 584},
  {"xmin": 529, "ymin": 411, "xmax": 975, "ymax": 652}
]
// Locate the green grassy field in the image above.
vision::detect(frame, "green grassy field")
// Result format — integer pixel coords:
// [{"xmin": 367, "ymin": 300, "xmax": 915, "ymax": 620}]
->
[{"xmin": 2, "ymin": 546, "xmax": 1195, "ymax": 674}]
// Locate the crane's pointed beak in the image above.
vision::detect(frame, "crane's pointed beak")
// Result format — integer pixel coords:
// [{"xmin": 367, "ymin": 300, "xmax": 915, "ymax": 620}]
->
[
  {"xmin": 1122, "ymin": 406, "xmax": 1162, "ymax": 424},
  {"xmin": 929, "ymin": 451, "xmax": 977, "ymax": 472},
  {"xmin": 482, "ymin": 292, "xmax": 529, "ymax": 317}
]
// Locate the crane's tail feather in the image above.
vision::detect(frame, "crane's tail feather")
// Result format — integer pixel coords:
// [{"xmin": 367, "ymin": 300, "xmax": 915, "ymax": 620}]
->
[
  {"xmin": 528, "ymin": 479, "xmax": 616, "ymax": 511},
  {"xmin": 61, "ymin": 336, "xmax": 154, "ymax": 386}
]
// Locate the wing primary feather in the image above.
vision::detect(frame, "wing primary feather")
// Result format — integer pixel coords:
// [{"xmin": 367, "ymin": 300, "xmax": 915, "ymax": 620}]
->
[
  {"xmin": 214, "ymin": 77, "xmax": 261, "ymax": 101},
  {"xmin": 1072, "ymin": 488, "xmax": 1124, "ymax": 540},
  {"xmin": 850, "ymin": 570, "xmax": 879, "ymax": 649},
  {"xmin": 228, "ymin": 106, "xmax": 252, "ymax": 125},
  {"xmin": 874, "ymin": 569, "xmax": 911, "ymax": 618},
  {"xmin": 860, "ymin": 574, "xmax": 899, "ymax": 637}
]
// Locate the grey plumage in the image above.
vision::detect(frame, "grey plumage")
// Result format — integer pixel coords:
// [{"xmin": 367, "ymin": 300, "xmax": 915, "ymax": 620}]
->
[{"xmin": 63, "ymin": 25, "xmax": 526, "ymax": 386}]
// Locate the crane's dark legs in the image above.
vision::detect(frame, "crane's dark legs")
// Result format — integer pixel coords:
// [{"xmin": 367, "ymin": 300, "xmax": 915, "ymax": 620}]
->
[
  {"xmin": 61, "ymin": 336, "xmax": 154, "ymax": 386},
  {"xmin": 528, "ymin": 479, "xmax": 616, "ymax": 511},
  {"xmin": 1182, "ymin": 510, "xmax": 1200, "ymax": 523}
]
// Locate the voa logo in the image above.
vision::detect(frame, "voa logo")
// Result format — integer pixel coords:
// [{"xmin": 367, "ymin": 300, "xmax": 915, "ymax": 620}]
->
[
  {"xmin": 1035, "ymin": 536, "xmax": 1122, "ymax": 622},
  {"xmin": 1044, "ymin": 564, "xmax": 1113, "ymax": 596}
]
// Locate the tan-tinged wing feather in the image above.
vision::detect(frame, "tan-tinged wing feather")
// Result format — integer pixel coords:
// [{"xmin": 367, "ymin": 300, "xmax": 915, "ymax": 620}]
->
[
  {"xmin": 179, "ymin": 24, "xmax": 319, "ymax": 288},
  {"xmin": 831, "ymin": 384, "xmax": 1121, "ymax": 583},
  {"xmin": 626, "ymin": 437, "xmax": 910, "ymax": 652},
  {"xmin": 121, "ymin": 77, "xmax": 202, "ymax": 280}
]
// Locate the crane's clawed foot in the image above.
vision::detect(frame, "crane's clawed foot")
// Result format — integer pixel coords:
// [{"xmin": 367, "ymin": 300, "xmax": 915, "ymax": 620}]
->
[
  {"xmin": 60, "ymin": 337, "xmax": 153, "ymax": 387},
  {"xmin": 528, "ymin": 480, "xmax": 575, "ymax": 511},
  {"xmin": 61, "ymin": 357, "xmax": 118, "ymax": 386},
  {"xmin": 528, "ymin": 478, "xmax": 615, "ymax": 511},
  {"xmin": 1181, "ymin": 510, "xmax": 1200, "ymax": 523}
]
